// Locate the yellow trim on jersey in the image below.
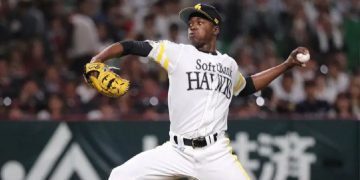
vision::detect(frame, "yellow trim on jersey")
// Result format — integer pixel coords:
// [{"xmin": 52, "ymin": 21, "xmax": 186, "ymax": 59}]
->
[
  {"xmin": 234, "ymin": 74, "xmax": 245, "ymax": 92},
  {"xmin": 156, "ymin": 43, "xmax": 165, "ymax": 63},
  {"xmin": 226, "ymin": 138, "xmax": 251, "ymax": 180},
  {"xmin": 163, "ymin": 57, "xmax": 169, "ymax": 71}
]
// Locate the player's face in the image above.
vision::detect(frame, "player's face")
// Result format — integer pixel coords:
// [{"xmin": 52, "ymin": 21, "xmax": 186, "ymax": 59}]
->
[{"xmin": 187, "ymin": 16, "xmax": 217, "ymax": 47}]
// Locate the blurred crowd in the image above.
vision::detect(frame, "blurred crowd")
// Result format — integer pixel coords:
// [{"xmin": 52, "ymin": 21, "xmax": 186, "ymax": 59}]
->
[{"xmin": 0, "ymin": 0, "xmax": 358, "ymax": 121}]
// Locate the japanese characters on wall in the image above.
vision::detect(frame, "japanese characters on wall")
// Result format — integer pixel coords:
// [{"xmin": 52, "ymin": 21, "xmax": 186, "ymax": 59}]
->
[{"xmin": 0, "ymin": 120, "xmax": 358, "ymax": 180}]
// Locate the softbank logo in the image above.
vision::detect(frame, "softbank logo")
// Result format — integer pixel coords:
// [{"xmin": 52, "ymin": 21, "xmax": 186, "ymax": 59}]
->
[{"xmin": 0, "ymin": 123, "xmax": 101, "ymax": 180}]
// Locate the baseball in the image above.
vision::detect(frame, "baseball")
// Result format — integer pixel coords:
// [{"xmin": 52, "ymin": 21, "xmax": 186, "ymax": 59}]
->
[{"xmin": 296, "ymin": 52, "xmax": 310, "ymax": 63}]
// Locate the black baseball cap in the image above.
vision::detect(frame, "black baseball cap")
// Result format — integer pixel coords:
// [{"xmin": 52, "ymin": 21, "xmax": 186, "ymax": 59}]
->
[{"xmin": 179, "ymin": 3, "xmax": 222, "ymax": 26}]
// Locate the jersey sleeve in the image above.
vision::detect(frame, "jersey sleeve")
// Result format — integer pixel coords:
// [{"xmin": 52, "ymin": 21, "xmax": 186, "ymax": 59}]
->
[
  {"xmin": 147, "ymin": 40, "xmax": 182, "ymax": 73},
  {"xmin": 233, "ymin": 67, "xmax": 246, "ymax": 96}
]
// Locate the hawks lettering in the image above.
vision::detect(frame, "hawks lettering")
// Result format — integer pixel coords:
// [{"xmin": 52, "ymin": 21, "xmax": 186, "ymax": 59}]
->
[{"xmin": 186, "ymin": 71, "xmax": 232, "ymax": 99}]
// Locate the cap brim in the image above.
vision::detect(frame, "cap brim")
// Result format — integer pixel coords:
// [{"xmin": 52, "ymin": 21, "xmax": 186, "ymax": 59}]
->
[{"xmin": 179, "ymin": 7, "xmax": 212, "ymax": 24}]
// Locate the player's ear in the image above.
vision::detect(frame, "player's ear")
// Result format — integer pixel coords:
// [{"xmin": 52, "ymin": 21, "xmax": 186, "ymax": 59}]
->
[{"xmin": 213, "ymin": 26, "xmax": 220, "ymax": 36}]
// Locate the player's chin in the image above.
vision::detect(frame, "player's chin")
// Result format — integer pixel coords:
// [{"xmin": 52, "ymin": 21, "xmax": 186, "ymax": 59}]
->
[{"xmin": 189, "ymin": 38, "xmax": 203, "ymax": 47}]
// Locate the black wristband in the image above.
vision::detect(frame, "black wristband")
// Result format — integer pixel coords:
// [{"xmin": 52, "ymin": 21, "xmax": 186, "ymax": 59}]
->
[
  {"xmin": 120, "ymin": 41, "xmax": 153, "ymax": 57},
  {"xmin": 238, "ymin": 77, "xmax": 256, "ymax": 97}
]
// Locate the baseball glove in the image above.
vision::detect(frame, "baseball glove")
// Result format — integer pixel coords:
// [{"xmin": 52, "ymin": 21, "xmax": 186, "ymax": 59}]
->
[{"xmin": 84, "ymin": 62, "xmax": 130, "ymax": 98}]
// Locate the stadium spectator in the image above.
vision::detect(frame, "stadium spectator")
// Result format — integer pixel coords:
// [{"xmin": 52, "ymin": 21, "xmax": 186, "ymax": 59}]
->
[
  {"xmin": 25, "ymin": 39, "xmax": 49, "ymax": 75},
  {"xmin": 295, "ymin": 80, "xmax": 331, "ymax": 117},
  {"xmin": 328, "ymin": 92, "xmax": 354, "ymax": 119},
  {"xmin": 167, "ymin": 22, "xmax": 188, "ymax": 44},
  {"xmin": 63, "ymin": 80, "xmax": 83, "ymax": 116},
  {"xmin": 19, "ymin": 79, "xmax": 46, "ymax": 115},
  {"xmin": 310, "ymin": 9, "xmax": 344, "ymax": 60},
  {"xmin": 43, "ymin": 65, "xmax": 63, "ymax": 94},
  {"xmin": 314, "ymin": 72, "xmax": 337, "ymax": 103},
  {"xmin": 68, "ymin": 0, "xmax": 101, "ymax": 75},
  {"xmin": 37, "ymin": 94, "xmax": 66, "ymax": 120},
  {"xmin": 272, "ymin": 72, "xmax": 304, "ymax": 104},
  {"xmin": 326, "ymin": 58, "xmax": 350, "ymax": 94},
  {"xmin": 87, "ymin": 102, "xmax": 118, "ymax": 120},
  {"xmin": 11, "ymin": 0, "xmax": 46, "ymax": 40},
  {"xmin": 349, "ymin": 71, "xmax": 360, "ymax": 119},
  {"xmin": 0, "ymin": 59, "xmax": 11, "ymax": 97},
  {"xmin": 8, "ymin": 105, "xmax": 25, "ymax": 120}
]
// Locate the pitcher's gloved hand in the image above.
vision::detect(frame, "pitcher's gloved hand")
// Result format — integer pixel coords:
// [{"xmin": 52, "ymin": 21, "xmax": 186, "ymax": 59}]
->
[{"xmin": 84, "ymin": 62, "xmax": 130, "ymax": 98}]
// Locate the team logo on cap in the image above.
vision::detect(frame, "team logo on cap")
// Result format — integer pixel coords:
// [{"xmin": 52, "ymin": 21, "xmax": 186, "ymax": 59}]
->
[{"xmin": 194, "ymin": 4, "xmax": 201, "ymax": 10}]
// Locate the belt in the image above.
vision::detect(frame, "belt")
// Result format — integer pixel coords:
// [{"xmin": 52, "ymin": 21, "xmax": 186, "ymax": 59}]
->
[{"xmin": 173, "ymin": 133, "xmax": 218, "ymax": 148}]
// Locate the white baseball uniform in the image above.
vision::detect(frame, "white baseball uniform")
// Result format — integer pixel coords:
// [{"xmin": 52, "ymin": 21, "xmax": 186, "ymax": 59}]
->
[{"xmin": 108, "ymin": 40, "xmax": 250, "ymax": 180}]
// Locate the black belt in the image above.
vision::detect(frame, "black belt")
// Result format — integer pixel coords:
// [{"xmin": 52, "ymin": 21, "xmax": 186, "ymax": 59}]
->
[{"xmin": 173, "ymin": 133, "xmax": 218, "ymax": 148}]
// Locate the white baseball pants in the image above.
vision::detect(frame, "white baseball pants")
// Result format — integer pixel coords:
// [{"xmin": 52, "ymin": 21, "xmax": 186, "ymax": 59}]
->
[{"xmin": 108, "ymin": 134, "xmax": 250, "ymax": 180}]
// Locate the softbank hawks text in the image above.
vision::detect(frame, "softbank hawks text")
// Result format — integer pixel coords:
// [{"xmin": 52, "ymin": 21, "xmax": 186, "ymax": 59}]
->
[{"xmin": 186, "ymin": 59, "xmax": 233, "ymax": 99}]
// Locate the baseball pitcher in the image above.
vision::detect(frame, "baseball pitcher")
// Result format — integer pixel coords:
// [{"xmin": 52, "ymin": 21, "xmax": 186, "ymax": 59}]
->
[{"xmin": 84, "ymin": 3, "xmax": 310, "ymax": 180}]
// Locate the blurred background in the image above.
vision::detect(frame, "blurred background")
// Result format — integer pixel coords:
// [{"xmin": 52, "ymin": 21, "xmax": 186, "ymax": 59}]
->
[
  {"xmin": 0, "ymin": 0, "xmax": 359, "ymax": 121},
  {"xmin": 0, "ymin": 0, "xmax": 359, "ymax": 180}
]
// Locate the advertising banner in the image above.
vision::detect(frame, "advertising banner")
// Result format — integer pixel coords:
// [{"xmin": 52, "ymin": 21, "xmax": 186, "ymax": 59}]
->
[{"xmin": 0, "ymin": 120, "xmax": 358, "ymax": 180}]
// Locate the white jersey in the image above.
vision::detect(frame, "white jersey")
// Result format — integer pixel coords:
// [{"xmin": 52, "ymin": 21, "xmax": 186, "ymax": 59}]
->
[{"xmin": 147, "ymin": 40, "xmax": 246, "ymax": 138}]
